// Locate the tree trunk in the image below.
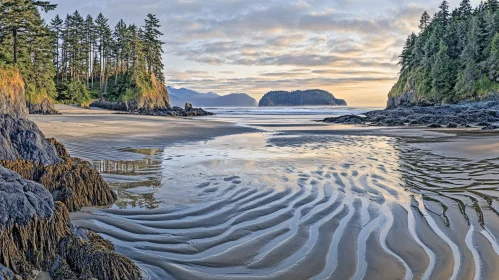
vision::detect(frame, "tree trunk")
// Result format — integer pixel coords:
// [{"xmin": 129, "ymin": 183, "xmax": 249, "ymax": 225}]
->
[{"xmin": 13, "ymin": 29, "xmax": 18, "ymax": 64}]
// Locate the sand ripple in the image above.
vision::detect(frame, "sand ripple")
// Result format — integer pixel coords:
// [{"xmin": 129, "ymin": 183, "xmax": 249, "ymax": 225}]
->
[{"xmin": 70, "ymin": 133, "xmax": 499, "ymax": 280}]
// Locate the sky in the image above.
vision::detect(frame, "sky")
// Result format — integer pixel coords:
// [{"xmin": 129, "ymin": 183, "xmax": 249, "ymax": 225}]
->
[{"xmin": 44, "ymin": 0, "xmax": 483, "ymax": 106}]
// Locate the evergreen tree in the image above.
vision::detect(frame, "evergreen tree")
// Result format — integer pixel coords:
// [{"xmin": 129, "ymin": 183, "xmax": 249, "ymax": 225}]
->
[
  {"xmin": 391, "ymin": 0, "xmax": 499, "ymax": 103},
  {"xmin": 143, "ymin": 14, "xmax": 165, "ymax": 83},
  {"xmin": 488, "ymin": 33, "xmax": 499, "ymax": 81},
  {"xmin": 459, "ymin": 0, "xmax": 473, "ymax": 17},
  {"xmin": 438, "ymin": 1, "xmax": 451, "ymax": 26},
  {"xmin": 432, "ymin": 40, "xmax": 456, "ymax": 99},
  {"xmin": 0, "ymin": 0, "xmax": 57, "ymax": 111},
  {"xmin": 50, "ymin": 15, "xmax": 63, "ymax": 84},
  {"xmin": 0, "ymin": 0, "xmax": 56, "ymax": 64},
  {"xmin": 399, "ymin": 33, "xmax": 417, "ymax": 71},
  {"xmin": 419, "ymin": 11, "xmax": 431, "ymax": 31},
  {"xmin": 486, "ymin": 0, "xmax": 499, "ymax": 12}
]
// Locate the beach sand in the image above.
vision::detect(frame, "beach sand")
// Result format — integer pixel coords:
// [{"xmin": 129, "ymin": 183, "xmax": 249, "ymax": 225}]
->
[{"xmin": 32, "ymin": 105, "xmax": 499, "ymax": 280}]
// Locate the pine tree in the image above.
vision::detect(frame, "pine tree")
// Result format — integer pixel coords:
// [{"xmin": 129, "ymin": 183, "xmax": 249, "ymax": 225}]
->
[
  {"xmin": 459, "ymin": 0, "xmax": 473, "ymax": 17},
  {"xmin": 486, "ymin": 0, "xmax": 499, "ymax": 12},
  {"xmin": 419, "ymin": 11, "xmax": 431, "ymax": 31},
  {"xmin": 489, "ymin": 33, "xmax": 499, "ymax": 81},
  {"xmin": 0, "ymin": 0, "xmax": 56, "ymax": 64},
  {"xmin": 399, "ymin": 33, "xmax": 417, "ymax": 71},
  {"xmin": 143, "ymin": 14, "xmax": 165, "ymax": 83},
  {"xmin": 438, "ymin": 1, "xmax": 451, "ymax": 26},
  {"xmin": 95, "ymin": 13, "xmax": 111, "ymax": 93},
  {"xmin": 84, "ymin": 15, "xmax": 95, "ymax": 88},
  {"xmin": 50, "ymin": 15, "xmax": 63, "ymax": 84},
  {"xmin": 432, "ymin": 40, "xmax": 456, "ymax": 99}
]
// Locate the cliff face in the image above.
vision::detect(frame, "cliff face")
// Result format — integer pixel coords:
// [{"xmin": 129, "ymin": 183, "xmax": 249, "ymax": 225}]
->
[
  {"xmin": 123, "ymin": 73, "xmax": 170, "ymax": 111},
  {"xmin": 259, "ymin": 90, "xmax": 347, "ymax": 107},
  {"xmin": 0, "ymin": 67, "xmax": 28, "ymax": 119},
  {"xmin": 0, "ymin": 67, "xmax": 140, "ymax": 279}
]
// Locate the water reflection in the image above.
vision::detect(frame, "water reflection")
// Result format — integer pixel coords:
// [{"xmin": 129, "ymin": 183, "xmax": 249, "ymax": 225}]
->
[{"xmin": 76, "ymin": 132, "xmax": 499, "ymax": 280}]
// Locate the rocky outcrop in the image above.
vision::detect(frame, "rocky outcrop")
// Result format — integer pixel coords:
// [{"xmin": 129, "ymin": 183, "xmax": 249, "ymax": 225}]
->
[
  {"xmin": 0, "ymin": 167, "xmax": 141, "ymax": 279},
  {"xmin": 90, "ymin": 99, "xmax": 214, "ymax": 117},
  {"xmin": 387, "ymin": 79, "xmax": 434, "ymax": 109},
  {"xmin": 56, "ymin": 227, "xmax": 141, "ymax": 280},
  {"xmin": 0, "ymin": 115, "xmax": 61, "ymax": 165},
  {"xmin": 27, "ymin": 98, "xmax": 59, "ymax": 115},
  {"xmin": 0, "ymin": 67, "xmax": 28, "ymax": 119},
  {"xmin": 259, "ymin": 89, "xmax": 347, "ymax": 107},
  {"xmin": 0, "ymin": 67, "xmax": 141, "ymax": 279},
  {"xmin": 0, "ymin": 166, "xmax": 69, "ymax": 278},
  {"xmin": 324, "ymin": 101, "xmax": 499, "ymax": 129}
]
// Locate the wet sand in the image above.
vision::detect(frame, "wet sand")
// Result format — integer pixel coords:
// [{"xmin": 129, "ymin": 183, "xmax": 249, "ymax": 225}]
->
[{"xmin": 32, "ymin": 106, "xmax": 499, "ymax": 280}]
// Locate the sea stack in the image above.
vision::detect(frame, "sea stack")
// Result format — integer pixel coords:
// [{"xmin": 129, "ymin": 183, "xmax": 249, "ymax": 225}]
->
[{"xmin": 259, "ymin": 89, "xmax": 347, "ymax": 107}]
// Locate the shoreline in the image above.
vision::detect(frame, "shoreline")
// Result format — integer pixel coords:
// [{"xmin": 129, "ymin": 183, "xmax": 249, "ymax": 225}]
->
[{"xmin": 29, "ymin": 106, "xmax": 499, "ymax": 279}]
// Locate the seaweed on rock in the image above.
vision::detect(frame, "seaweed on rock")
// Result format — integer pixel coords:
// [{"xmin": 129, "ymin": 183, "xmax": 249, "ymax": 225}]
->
[{"xmin": 0, "ymin": 138, "xmax": 117, "ymax": 212}]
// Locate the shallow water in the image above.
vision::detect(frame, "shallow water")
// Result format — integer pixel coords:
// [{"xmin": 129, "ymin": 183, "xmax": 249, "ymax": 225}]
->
[{"xmin": 70, "ymin": 109, "xmax": 499, "ymax": 280}]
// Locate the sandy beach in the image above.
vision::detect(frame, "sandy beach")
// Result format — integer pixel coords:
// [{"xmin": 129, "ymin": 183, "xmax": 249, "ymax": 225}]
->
[{"xmin": 31, "ymin": 105, "xmax": 499, "ymax": 280}]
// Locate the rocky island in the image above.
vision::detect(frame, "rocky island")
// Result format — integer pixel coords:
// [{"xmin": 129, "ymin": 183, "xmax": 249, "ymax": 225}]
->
[{"xmin": 259, "ymin": 90, "xmax": 347, "ymax": 107}]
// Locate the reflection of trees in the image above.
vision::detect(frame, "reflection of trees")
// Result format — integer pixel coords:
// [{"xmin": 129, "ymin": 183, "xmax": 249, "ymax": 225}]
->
[
  {"xmin": 92, "ymin": 148, "xmax": 165, "ymax": 209},
  {"xmin": 93, "ymin": 158, "xmax": 162, "ymax": 176}
]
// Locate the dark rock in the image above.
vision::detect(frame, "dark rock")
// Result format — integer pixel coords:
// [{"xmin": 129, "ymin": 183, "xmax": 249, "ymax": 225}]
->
[
  {"xmin": 324, "ymin": 115, "xmax": 366, "ymax": 124},
  {"xmin": 477, "ymin": 122, "xmax": 490, "ymax": 127},
  {"xmin": 324, "ymin": 101, "xmax": 499, "ymax": 128},
  {"xmin": 482, "ymin": 124, "xmax": 499, "ymax": 130},
  {"xmin": 27, "ymin": 98, "xmax": 59, "ymax": 115},
  {"xmin": 59, "ymin": 227, "xmax": 141, "ymax": 280},
  {"xmin": 428, "ymin": 124, "xmax": 442, "ymax": 128},
  {"xmin": 0, "ymin": 167, "xmax": 140, "ymax": 280},
  {"xmin": 0, "ymin": 167, "xmax": 70, "ymax": 278},
  {"xmin": 0, "ymin": 166, "xmax": 54, "ymax": 227},
  {"xmin": 185, "ymin": 102, "xmax": 193, "ymax": 111},
  {"xmin": 91, "ymin": 99, "xmax": 213, "ymax": 117},
  {"xmin": 447, "ymin": 122, "xmax": 458, "ymax": 128},
  {"xmin": 0, "ymin": 138, "xmax": 117, "ymax": 212},
  {"xmin": 0, "ymin": 115, "xmax": 61, "ymax": 165}
]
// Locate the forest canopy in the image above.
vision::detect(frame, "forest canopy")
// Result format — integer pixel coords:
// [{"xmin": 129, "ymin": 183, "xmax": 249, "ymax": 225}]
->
[
  {"xmin": 0, "ymin": 0, "xmax": 167, "ymax": 111},
  {"xmin": 390, "ymin": 0, "xmax": 499, "ymax": 107}
]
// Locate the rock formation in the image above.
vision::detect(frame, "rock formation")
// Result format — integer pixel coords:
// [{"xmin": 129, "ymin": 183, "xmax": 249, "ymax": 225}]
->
[
  {"xmin": 90, "ymin": 99, "xmax": 214, "ymax": 117},
  {"xmin": 0, "ymin": 67, "xmax": 28, "ymax": 119},
  {"xmin": 0, "ymin": 66, "xmax": 141, "ymax": 279},
  {"xmin": 27, "ymin": 97, "xmax": 59, "ymax": 115},
  {"xmin": 259, "ymin": 89, "xmax": 347, "ymax": 107},
  {"xmin": 324, "ymin": 101, "xmax": 499, "ymax": 129}
]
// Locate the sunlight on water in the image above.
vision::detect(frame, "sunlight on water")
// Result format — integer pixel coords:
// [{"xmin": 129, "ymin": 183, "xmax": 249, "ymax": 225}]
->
[{"xmin": 70, "ymin": 127, "xmax": 499, "ymax": 280}]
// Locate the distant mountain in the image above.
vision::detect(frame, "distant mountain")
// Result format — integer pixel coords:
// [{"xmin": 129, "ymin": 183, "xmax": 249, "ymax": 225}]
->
[
  {"xmin": 258, "ymin": 90, "xmax": 347, "ymax": 107},
  {"xmin": 167, "ymin": 86, "xmax": 257, "ymax": 107},
  {"xmin": 167, "ymin": 86, "xmax": 219, "ymax": 100}
]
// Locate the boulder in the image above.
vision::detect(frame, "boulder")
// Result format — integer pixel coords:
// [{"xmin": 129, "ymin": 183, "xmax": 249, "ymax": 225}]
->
[
  {"xmin": 185, "ymin": 102, "xmax": 193, "ymax": 111},
  {"xmin": 0, "ymin": 115, "xmax": 61, "ymax": 165},
  {"xmin": 0, "ymin": 138, "xmax": 117, "ymax": 212}
]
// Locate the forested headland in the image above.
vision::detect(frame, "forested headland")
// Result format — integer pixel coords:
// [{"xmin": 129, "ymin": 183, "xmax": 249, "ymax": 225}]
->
[
  {"xmin": 390, "ymin": 0, "xmax": 499, "ymax": 108},
  {"xmin": 0, "ymin": 0, "xmax": 168, "ymax": 113}
]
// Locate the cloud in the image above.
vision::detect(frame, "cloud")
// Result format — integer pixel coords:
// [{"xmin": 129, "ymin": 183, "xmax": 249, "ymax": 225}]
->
[{"xmin": 45, "ymin": 0, "xmax": 462, "ymax": 106}]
